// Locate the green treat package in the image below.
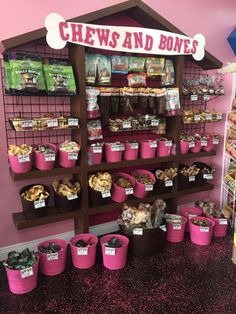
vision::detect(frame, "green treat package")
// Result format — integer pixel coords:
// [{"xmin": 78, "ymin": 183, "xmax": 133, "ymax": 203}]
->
[
  {"xmin": 9, "ymin": 53, "xmax": 46, "ymax": 93},
  {"xmin": 43, "ymin": 59, "xmax": 77, "ymax": 95},
  {"xmin": 128, "ymin": 56, "xmax": 146, "ymax": 72},
  {"xmin": 3, "ymin": 57, "xmax": 11, "ymax": 93},
  {"xmin": 85, "ymin": 53, "xmax": 98, "ymax": 85}
]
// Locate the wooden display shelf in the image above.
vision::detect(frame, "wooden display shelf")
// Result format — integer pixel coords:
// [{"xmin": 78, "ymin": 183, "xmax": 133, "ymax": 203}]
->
[
  {"xmin": 9, "ymin": 166, "xmax": 80, "ymax": 180},
  {"xmin": 12, "ymin": 207, "xmax": 82, "ymax": 230},
  {"xmin": 180, "ymin": 150, "xmax": 216, "ymax": 160}
]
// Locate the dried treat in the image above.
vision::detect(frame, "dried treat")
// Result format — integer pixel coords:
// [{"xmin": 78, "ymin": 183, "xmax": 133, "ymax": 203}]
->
[
  {"xmin": 134, "ymin": 174, "xmax": 154, "ymax": 185},
  {"xmin": 21, "ymin": 185, "xmax": 49, "ymax": 202},
  {"xmin": 179, "ymin": 165, "xmax": 200, "ymax": 177},
  {"xmin": 97, "ymin": 54, "xmax": 111, "ymax": 86},
  {"xmin": 53, "ymin": 177, "xmax": 81, "ymax": 197},
  {"xmin": 75, "ymin": 239, "xmax": 91, "ymax": 247},
  {"xmin": 8, "ymin": 144, "xmax": 32, "ymax": 156},
  {"xmin": 192, "ymin": 218, "xmax": 211, "ymax": 227},
  {"xmin": 127, "ymin": 72, "xmax": 146, "ymax": 87},
  {"xmin": 89, "ymin": 172, "xmax": 112, "ymax": 192},
  {"xmin": 87, "ymin": 119, "xmax": 103, "ymax": 140},
  {"xmin": 38, "ymin": 242, "xmax": 61, "ymax": 253},
  {"xmin": 34, "ymin": 144, "xmax": 56, "ymax": 154},
  {"xmin": 105, "ymin": 237, "xmax": 122, "ymax": 248},
  {"xmin": 114, "ymin": 176, "xmax": 133, "ymax": 188},
  {"xmin": 146, "ymin": 57, "xmax": 165, "ymax": 76},
  {"xmin": 111, "ymin": 55, "xmax": 129, "ymax": 74},
  {"xmin": 59, "ymin": 141, "xmax": 80, "ymax": 153},
  {"xmin": 165, "ymin": 214, "xmax": 183, "ymax": 224},
  {"xmin": 155, "ymin": 168, "xmax": 178, "ymax": 181},
  {"xmin": 3, "ymin": 248, "xmax": 37, "ymax": 270}
]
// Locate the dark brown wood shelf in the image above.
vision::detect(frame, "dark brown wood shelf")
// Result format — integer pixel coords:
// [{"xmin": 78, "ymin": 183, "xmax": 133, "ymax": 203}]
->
[
  {"xmin": 9, "ymin": 166, "xmax": 81, "ymax": 181},
  {"xmin": 12, "ymin": 207, "xmax": 82, "ymax": 230},
  {"xmin": 180, "ymin": 150, "xmax": 216, "ymax": 160}
]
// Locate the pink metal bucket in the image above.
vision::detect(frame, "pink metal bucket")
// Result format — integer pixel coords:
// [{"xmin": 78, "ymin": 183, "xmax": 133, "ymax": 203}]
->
[
  {"xmin": 210, "ymin": 217, "xmax": 228, "ymax": 237},
  {"xmin": 70, "ymin": 234, "xmax": 98, "ymax": 269},
  {"xmin": 202, "ymin": 137, "xmax": 214, "ymax": 152},
  {"xmin": 100, "ymin": 234, "xmax": 129, "ymax": 270},
  {"xmin": 88, "ymin": 145, "xmax": 103, "ymax": 165},
  {"xmin": 124, "ymin": 142, "xmax": 139, "ymax": 161},
  {"xmin": 58, "ymin": 147, "xmax": 80, "ymax": 168},
  {"xmin": 132, "ymin": 169, "xmax": 156, "ymax": 199},
  {"xmin": 180, "ymin": 140, "xmax": 190, "ymax": 154},
  {"xmin": 34, "ymin": 143, "xmax": 57, "ymax": 170},
  {"xmin": 179, "ymin": 206, "xmax": 202, "ymax": 232},
  {"xmin": 8, "ymin": 152, "xmax": 33, "ymax": 173},
  {"xmin": 166, "ymin": 217, "xmax": 187, "ymax": 243},
  {"xmin": 105, "ymin": 143, "xmax": 123, "ymax": 163},
  {"xmin": 111, "ymin": 172, "xmax": 135, "ymax": 203},
  {"xmin": 189, "ymin": 217, "xmax": 215, "ymax": 245},
  {"xmin": 156, "ymin": 140, "xmax": 172, "ymax": 157},
  {"xmin": 190, "ymin": 139, "xmax": 201, "ymax": 153},
  {"xmin": 140, "ymin": 140, "xmax": 156, "ymax": 159}
]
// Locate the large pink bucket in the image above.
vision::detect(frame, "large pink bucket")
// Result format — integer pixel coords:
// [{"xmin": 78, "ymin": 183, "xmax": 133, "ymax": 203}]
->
[
  {"xmin": 202, "ymin": 137, "xmax": 214, "ymax": 152},
  {"xmin": 111, "ymin": 172, "xmax": 135, "ymax": 203},
  {"xmin": 5, "ymin": 257, "xmax": 39, "ymax": 294},
  {"xmin": 34, "ymin": 143, "xmax": 57, "ymax": 170},
  {"xmin": 180, "ymin": 140, "xmax": 190, "ymax": 154},
  {"xmin": 8, "ymin": 152, "xmax": 33, "ymax": 173},
  {"xmin": 37, "ymin": 239, "xmax": 67, "ymax": 276},
  {"xmin": 100, "ymin": 234, "xmax": 129, "ymax": 270},
  {"xmin": 124, "ymin": 142, "xmax": 139, "ymax": 161},
  {"xmin": 105, "ymin": 143, "xmax": 123, "ymax": 163},
  {"xmin": 156, "ymin": 140, "xmax": 172, "ymax": 157},
  {"xmin": 179, "ymin": 206, "xmax": 202, "ymax": 232},
  {"xmin": 166, "ymin": 217, "xmax": 187, "ymax": 243},
  {"xmin": 140, "ymin": 140, "xmax": 156, "ymax": 159},
  {"xmin": 210, "ymin": 217, "xmax": 228, "ymax": 237},
  {"xmin": 88, "ymin": 145, "xmax": 103, "ymax": 165},
  {"xmin": 58, "ymin": 148, "xmax": 80, "ymax": 168},
  {"xmin": 190, "ymin": 139, "xmax": 201, "ymax": 153},
  {"xmin": 70, "ymin": 234, "xmax": 98, "ymax": 269},
  {"xmin": 189, "ymin": 217, "xmax": 215, "ymax": 245},
  {"xmin": 132, "ymin": 169, "xmax": 156, "ymax": 199}
]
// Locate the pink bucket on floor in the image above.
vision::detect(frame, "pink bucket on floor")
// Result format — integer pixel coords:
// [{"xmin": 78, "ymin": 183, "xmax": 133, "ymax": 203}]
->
[
  {"xmin": 202, "ymin": 137, "xmax": 214, "ymax": 152},
  {"xmin": 34, "ymin": 143, "xmax": 57, "ymax": 170},
  {"xmin": 189, "ymin": 217, "xmax": 215, "ymax": 245},
  {"xmin": 58, "ymin": 146, "xmax": 80, "ymax": 168},
  {"xmin": 166, "ymin": 217, "xmax": 187, "ymax": 243},
  {"xmin": 180, "ymin": 140, "xmax": 190, "ymax": 154},
  {"xmin": 100, "ymin": 234, "xmax": 129, "ymax": 270},
  {"xmin": 140, "ymin": 140, "xmax": 156, "ymax": 159},
  {"xmin": 179, "ymin": 207, "xmax": 202, "ymax": 232},
  {"xmin": 190, "ymin": 139, "xmax": 201, "ymax": 153},
  {"xmin": 132, "ymin": 169, "xmax": 156, "ymax": 199},
  {"xmin": 8, "ymin": 152, "xmax": 33, "ymax": 174},
  {"xmin": 210, "ymin": 217, "xmax": 228, "ymax": 237},
  {"xmin": 88, "ymin": 145, "xmax": 103, "ymax": 165},
  {"xmin": 111, "ymin": 172, "xmax": 135, "ymax": 203},
  {"xmin": 124, "ymin": 142, "xmax": 139, "ymax": 161},
  {"xmin": 156, "ymin": 140, "xmax": 172, "ymax": 157},
  {"xmin": 5, "ymin": 257, "xmax": 39, "ymax": 294},
  {"xmin": 105, "ymin": 143, "xmax": 123, "ymax": 163},
  {"xmin": 37, "ymin": 239, "xmax": 67, "ymax": 276},
  {"xmin": 70, "ymin": 234, "xmax": 98, "ymax": 269}
]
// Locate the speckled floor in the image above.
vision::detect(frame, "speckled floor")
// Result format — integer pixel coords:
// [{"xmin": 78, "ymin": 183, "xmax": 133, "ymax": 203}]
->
[{"xmin": 0, "ymin": 233, "xmax": 235, "ymax": 314}]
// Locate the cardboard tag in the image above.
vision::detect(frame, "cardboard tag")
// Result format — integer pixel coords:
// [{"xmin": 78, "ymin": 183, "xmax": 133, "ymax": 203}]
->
[
  {"xmin": 77, "ymin": 247, "xmax": 88, "ymax": 255},
  {"xmin": 34, "ymin": 200, "xmax": 45, "ymax": 209},
  {"xmin": 67, "ymin": 194, "xmax": 78, "ymax": 200},
  {"xmin": 204, "ymin": 95, "xmax": 210, "ymax": 101},
  {"xmin": 194, "ymin": 115, "xmax": 201, "ymax": 122},
  {"xmin": 150, "ymin": 141, "xmax": 157, "ymax": 148},
  {"xmin": 125, "ymin": 188, "xmax": 133, "ymax": 195},
  {"xmin": 130, "ymin": 143, "xmax": 139, "ymax": 149},
  {"xmin": 145, "ymin": 184, "xmax": 153, "ymax": 191},
  {"xmin": 189, "ymin": 175, "xmax": 195, "ymax": 182},
  {"xmin": 216, "ymin": 113, "xmax": 222, "ymax": 120},
  {"xmin": 47, "ymin": 119, "xmax": 58, "ymax": 127},
  {"xmin": 105, "ymin": 247, "xmax": 115, "ymax": 256},
  {"xmin": 203, "ymin": 174, "xmax": 213, "ymax": 179},
  {"xmin": 101, "ymin": 190, "xmax": 111, "ymax": 198},
  {"xmin": 151, "ymin": 119, "xmax": 159, "ymax": 126},
  {"xmin": 93, "ymin": 146, "xmax": 102, "ymax": 153},
  {"xmin": 188, "ymin": 141, "xmax": 195, "ymax": 148},
  {"xmin": 219, "ymin": 219, "xmax": 228, "ymax": 225},
  {"xmin": 165, "ymin": 180, "xmax": 173, "ymax": 187},
  {"xmin": 47, "ymin": 252, "xmax": 59, "ymax": 261},
  {"xmin": 200, "ymin": 226, "xmax": 209, "ymax": 232},
  {"xmin": 122, "ymin": 121, "xmax": 132, "ymax": 129},
  {"xmin": 201, "ymin": 140, "xmax": 208, "ymax": 146},
  {"xmin": 68, "ymin": 152, "xmax": 78, "ymax": 160},
  {"xmin": 68, "ymin": 118, "xmax": 79, "ymax": 126},
  {"xmin": 191, "ymin": 94, "xmax": 198, "ymax": 101},
  {"xmin": 111, "ymin": 144, "xmax": 125, "ymax": 152},
  {"xmin": 213, "ymin": 138, "xmax": 219, "ymax": 145},
  {"xmin": 173, "ymin": 224, "xmax": 181, "ymax": 230},
  {"xmin": 159, "ymin": 225, "xmax": 167, "ymax": 232},
  {"xmin": 189, "ymin": 214, "xmax": 197, "ymax": 219},
  {"xmin": 21, "ymin": 120, "xmax": 33, "ymax": 128},
  {"xmin": 20, "ymin": 267, "xmax": 33, "ymax": 279},
  {"xmin": 133, "ymin": 228, "xmax": 143, "ymax": 235},
  {"xmin": 205, "ymin": 113, "xmax": 212, "ymax": 121},
  {"xmin": 165, "ymin": 141, "xmax": 172, "ymax": 147},
  {"xmin": 45, "ymin": 153, "xmax": 55, "ymax": 161},
  {"xmin": 18, "ymin": 155, "xmax": 30, "ymax": 163}
]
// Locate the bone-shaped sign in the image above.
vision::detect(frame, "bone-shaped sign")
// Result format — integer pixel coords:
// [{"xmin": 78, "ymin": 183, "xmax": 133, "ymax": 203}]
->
[{"xmin": 45, "ymin": 13, "xmax": 205, "ymax": 61}]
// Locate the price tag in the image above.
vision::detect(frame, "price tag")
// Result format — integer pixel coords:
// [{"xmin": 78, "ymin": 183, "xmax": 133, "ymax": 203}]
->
[
  {"xmin": 165, "ymin": 141, "xmax": 172, "ymax": 147},
  {"xmin": 122, "ymin": 121, "xmax": 132, "ymax": 129},
  {"xmin": 93, "ymin": 146, "xmax": 102, "ymax": 153},
  {"xmin": 165, "ymin": 180, "xmax": 173, "ymax": 187},
  {"xmin": 201, "ymin": 140, "xmax": 208, "ymax": 147},
  {"xmin": 125, "ymin": 187, "xmax": 133, "ymax": 195},
  {"xmin": 191, "ymin": 94, "xmax": 198, "ymax": 101},
  {"xmin": 173, "ymin": 224, "xmax": 181, "ymax": 230},
  {"xmin": 204, "ymin": 95, "xmax": 210, "ymax": 101},
  {"xmin": 188, "ymin": 141, "xmax": 195, "ymax": 148},
  {"xmin": 68, "ymin": 152, "xmax": 78, "ymax": 160},
  {"xmin": 18, "ymin": 155, "xmax": 30, "ymax": 163},
  {"xmin": 189, "ymin": 175, "xmax": 195, "ymax": 182},
  {"xmin": 47, "ymin": 119, "xmax": 58, "ymax": 127},
  {"xmin": 200, "ymin": 226, "xmax": 209, "ymax": 232},
  {"xmin": 203, "ymin": 174, "xmax": 213, "ymax": 180},
  {"xmin": 145, "ymin": 184, "xmax": 153, "ymax": 191},
  {"xmin": 219, "ymin": 219, "xmax": 228, "ymax": 225},
  {"xmin": 20, "ymin": 267, "xmax": 33, "ymax": 279},
  {"xmin": 189, "ymin": 214, "xmax": 197, "ymax": 219},
  {"xmin": 216, "ymin": 113, "xmax": 222, "ymax": 120},
  {"xmin": 130, "ymin": 143, "xmax": 139, "ymax": 149},
  {"xmin": 34, "ymin": 200, "xmax": 45, "ymax": 209},
  {"xmin": 133, "ymin": 228, "xmax": 143, "ymax": 235},
  {"xmin": 150, "ymin": 141, "xmax": 157, "ymax": 148},
  {"xmin": 47, "ymin": 253, "xmax": 59, "ymax": 261},
  {"xmin": 21, "ymin": 120, "xmax": 33, "ymax": 128},
  {"xmin": 67, "ymin": 194, "xmax": 78, "ymax": 200},
  {"xmin": 194, "ymin": 115, "xmax": 201, "ymax": 122},
  {"xmin": 105, "ymin": 247, "xmax": 116, "ymax": 256},
  {"xmin": 159, "ymin": 224, "xmax": 167, "ymax": 232},
  {"xmin": 77, "ymin": 247, "xmax": 88, "ymax": 255},
  {"xmin": 68, "ymin": 118, "xmax": 79, "ymax": 126},
  {"xmin": 213, "ymin": 138, "xmax": 219, "ymax": 145},
  {"xmin": 111, "ymin": 144, "xmax": 125, "ymax": 152},
  {"xmin": 101, "ymin": 190, "xmax": 111, "ymax": 198},
  {"xmin": 151, "ymin": 119, "xmax": 159, "ymax": 126},
  {"xmin": 45, "ymin": 153, "xmax": 55, "ymax": 161},
  {"xmin": 205, "ymin": 113, "xmax": 212, "ymax": 121}
]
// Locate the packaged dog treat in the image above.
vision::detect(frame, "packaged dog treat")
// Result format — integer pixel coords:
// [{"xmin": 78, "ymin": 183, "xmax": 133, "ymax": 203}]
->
[
  {"xmin": 87, "ymin": 119, "xmax": 103, "ymax": 140},
  {"xmin": 165, "ymin": 88, "xmax": 180, "ymax": 113},
  {"xmin": 111, "ymin": 55, "xmax": 129, "ymax": 74},
  {"xmin": 3, "ymin": 55, "xmax": 11, "ymax": 93},
  {"xmin": 86, "ymin": 87, "xmax": 100, "ymax": 119},
  {"xmin": 128, "ymin": 57, "xmax": 145, "ymax": 72},
  {"xmin": 97, "ymin": 54, "xmax": 111, "ymax": 86},
  {"xmin": 127, "ymin": 72, "xmax": 146, "ymax": 87},
  {"xmin": 43, "ymin": 59, "xmax": 77, "ymax": 95},
  {"xmin": 85, "ymin": 53, "xmax": 98, "ymax": 85},
  {"xmin": 8, "ymin": 53, "xmax": 46, "ymax": 93},
  {"xmin": 146, "ymin": 57, "xmax": 165, "ymax": 76},
  {"xmin": 162, "ymin": 59, "xmax": 175, "ymax": 86}
]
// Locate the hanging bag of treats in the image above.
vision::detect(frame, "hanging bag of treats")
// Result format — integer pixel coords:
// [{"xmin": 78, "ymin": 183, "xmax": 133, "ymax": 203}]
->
[
  {"xmin": 96, "ymin": 54, "xmax": 111, "ymax": 86},
  {"xmin": 86, "ymin": 87, "xmax": 101, "ymax": 119},
  {"xmin": 145, "ymin": 57, "xmax": 165, "ymax": 77}
]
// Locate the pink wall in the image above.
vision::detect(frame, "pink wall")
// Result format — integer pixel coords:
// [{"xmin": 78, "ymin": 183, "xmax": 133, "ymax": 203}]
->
[{"xmin": 0, "ymin": 0, "xmax": 235, "ymax": 248}]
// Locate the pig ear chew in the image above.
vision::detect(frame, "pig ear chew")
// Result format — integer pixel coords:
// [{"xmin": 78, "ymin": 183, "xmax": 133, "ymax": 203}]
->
[
  {"xmin": 45, "ymin": 13, "xmax": 67, "ymax": 49},
  {"xmin": 192, "ymin": 33, "xmax": 205, "ymax": 61}
]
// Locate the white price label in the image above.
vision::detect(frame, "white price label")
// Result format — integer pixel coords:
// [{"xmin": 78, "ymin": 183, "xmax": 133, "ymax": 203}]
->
[
  {"xmin": 205, "ymin": 114, "xmax": 212, "ymax": 121},
  {"xmin": 150, "ymin": 141, "xmax": 157, "ymax": 148},
  {"xmin": 45, "ymin": 153, "xmax": 55, "ymax": 161},
  {"xmin": 213, "ymin": 138, "xmax": 219, "ymax": 145},
  {"xmin": 67, "ymin": 194, "xmax": 78, "ymax": 200},
  {"xmin": 200, "ymin": 226, "xmax": 209, "ymax": 232},
  {"xmin": 77, "ymin": 247, "xmax": 88, "ymax": 255},
  {"xmin": 219, "ymin": 219, "xmax": 228, "ymax": 225},
  {"xmin": 21, "ymin": 120, "xmax": 33, "ymax": 128},
  {"xmin": 93, "ymin": 146, "xmax": 102, "ymax": 153},
  {"xmin": 34, "ymin": 200, "xmax": 45, "ymax": 209},
  {"xmin": 159, "ymin": 224, "xmax": 167, "ymax": 232},
  {"xmin": 165, "ymin": 141, "xmax": 172, "ymax": 147},
  {"xmin": 189, "ymin": 175, "xmax": 195, "ymax": 182},
  {"xmin": 191, "ymin": 94, "xmax": 198, "ymax": 101},
  {"xmin": 145, "ymin": 184, "xmax": 153, "ymax": 191},
  {"xmin": 189, "ymin": 214, "xmax": 197, "ymax": 219},
  {"xmin": 105, "ymin": 247, "xmax": 116, "ymax": 256},
  {"xmin": 68, "ymin": 118, "xmax": 79, "ymax": 126},
  {"xmin": 47, "ymin": 119, "xmax": 58, "ymax": 127},
  {"xmin": 189, "ymin": 141, "xmax": 195, "ymax": 148},
  {"xmin": 125, "ymin": 187, "xmax": 133, "ymax": 195},
  {"xmin": 122, "ymin": 121, "xmax": 132, "ymax": 129},
  {"xmin": 47, "ymin": 253, "xmax": 59, "ymax": 261},
  {"xmin": 18, "ymin": 155, "xmax": 30, "ymax": 163},
  {"xmin": 194, "ymin": 115, "xmax": 201, "ymax": 122},
  {"xmin": 111, "ymin": 144, "xmax": 125, "ymax": 152},
  {"xmin": 216, "ymin": 113, "xmax": 222, "ymax": 120},
  {"xmin": 133, "ymin": 228, "xmax": 143, "ymax": 235},
  {"xmin": 101, "ymin": 190, "xmax": 111, "ymax": 198},
  {"xmin": 203, "ymin": 174, "xmax": 213, "ymax": 180},
  {"xmin": 165, "ymin": 180, "xmax": 173, "ymax": 187},
  {"xmin": 201, "ymin": 140, "xmax": 208, "ymax": 146},
  {"xmin": 130, "ymin": 143, "xmax": 139, "ymax": 149},
  {"xmin": 204, "ymin": 95, "xmax": 210, "ymax": 101},
  {"xmin": 173, "ymin": 224, "xmax": 181, "ymax": 230},
  {"xmin": 68, "ymin": 152, "xmax": 78, "ymax": 160},
  {"xmin": 20, "ymin": 267, "xmax": 33, "ymax": 279},
  {"xmin": 151, "ymin": 119, "xmax": 159, "ymax": 126}
]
